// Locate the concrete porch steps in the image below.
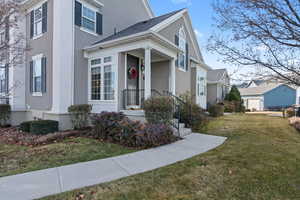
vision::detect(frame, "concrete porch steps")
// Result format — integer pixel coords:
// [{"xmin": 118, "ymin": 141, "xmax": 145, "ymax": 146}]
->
[{"xmin": 121, "ymin": 110, "xmax": 192, "ymax": 138}]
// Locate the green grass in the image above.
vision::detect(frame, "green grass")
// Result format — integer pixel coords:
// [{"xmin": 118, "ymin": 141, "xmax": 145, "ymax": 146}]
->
[
  {"xmin": 0, "ymin": 137, "xmax": 136, "ymax": 177},
  {"xmin": 41, "ymin": 114, "xmax": 300, "ymax": 200}
]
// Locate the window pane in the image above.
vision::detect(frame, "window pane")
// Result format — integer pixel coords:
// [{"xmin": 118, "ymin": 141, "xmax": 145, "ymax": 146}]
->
[
  {"xmin": 35, "ymin": 7, "xmax": 42, "ymax": 21},
  {"xmin": 179, "ymin": 53, "xmax": 185, "ymax": 69},
  {"xmin": 91, "ymin": 67, "xmax": 101, "ymax": 100},
  {"xmin": 91, "ymin": 59, "xmax": 101, "ymax": 65},
  {"xmin": 35, "ymin": 76, "xmax": 42, "ymax": 92},
  {"xmin": 104, "ymin": 65, "xmax": 114, "ymax": 100},
  {"xmin": 82, "ymin": 18, "xmax": 95, "ymax": 31},
  {"xmin": 0, "ymin": 68, "xmax": 6, "ymax": 93},
  {"xmin": 104, "ymin": 57, "xmax": 112, "ymax": 63},
  {"xmin": 83, "ymin": 6, "xmax": 95, "ymax": 21}
]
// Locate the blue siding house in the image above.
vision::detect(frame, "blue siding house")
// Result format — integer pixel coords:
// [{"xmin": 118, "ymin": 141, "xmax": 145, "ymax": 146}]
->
[
  {"xmin": 239, "ymin": 83, "xmax": 297, "ymax": 111},
  {"xmin": 264, "ymin": 85, "xmax": 296, "ymax": 109}
]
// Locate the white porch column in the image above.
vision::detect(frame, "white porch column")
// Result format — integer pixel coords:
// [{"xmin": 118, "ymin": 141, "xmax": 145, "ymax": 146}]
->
[
  {"xmin": 144, "ymin": 47, "xmax": 152, "ymax": 99},
  {"xmin": 51, "ymin": 0, "xmax": 74, "ymax": 113},
  {"xmin": 169, "ymin": 58, "xmax": 176, "ymax": 95}
]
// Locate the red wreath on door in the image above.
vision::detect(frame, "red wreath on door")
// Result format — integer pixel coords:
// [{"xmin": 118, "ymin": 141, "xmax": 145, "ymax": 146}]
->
[{"xmin": 128, "ymin": 67, "xmax": 138, "ymax": 79}]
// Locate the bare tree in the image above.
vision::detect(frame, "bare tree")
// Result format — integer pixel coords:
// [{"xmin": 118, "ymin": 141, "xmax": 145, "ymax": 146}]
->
[
  {"xmin": 0, "ymin": 0, "xmax": 28, "ymax": 100},
  {"xmin": 207, "ymin": 0, "xmax": 300, "ymax": 86}
]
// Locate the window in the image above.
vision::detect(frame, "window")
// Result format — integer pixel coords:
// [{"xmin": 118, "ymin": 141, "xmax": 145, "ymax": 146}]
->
[
  {"xmin": 178, "ymin": 27, "xmax": 186, "ymax": 70},
  {"xmin": 0, "ymin": 31, "xmax": 5, "ymax": 45},
  {"xmin": 30, "ymin": 55, "xmax": 46, "ymax": 95},
  {"xmin": 30, "ymin": 2, "xmax": 47, "ymax": 39},
  {"xmin": 197, "ymin": 76, "xmax": 206, "ymax": 97},
  {"xmin": 90, "ymin": 57, "xmax": 115, "ymax": 101},
  {"xmin": 0, "ymin": 66, "xmax": 7, "ymax": 94},
  {"xmin": 75, "ymin": 1, "xmax": 103, "ymax": 35},
  {"xmin": 34, "ymin": 6, "xmax": 43, "ymax": 37},
  {"xmin": 82, "ymin": 6, "xmax": 96, "ymax": 32},
  {"xmin": 33, "ymin": 58, "xmax": 42, "ymax": 93}
]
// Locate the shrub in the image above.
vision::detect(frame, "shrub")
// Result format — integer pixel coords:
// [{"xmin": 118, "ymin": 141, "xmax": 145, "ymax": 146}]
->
[
  {"xmin": 30, "ymin": 120, "xmax": 59, "ymax": 135},
  {"xmin": 90, "ymin": 112, "xmax": 126, "ymax": 141},
  {"xmin": 133, "ymin": 124, "xmax": 177, "ymax": 148},
  {"xmin": 225, "ymin": 85, "xmax": 241, "ymax": 101},
  {"xmin": 284, "ymin": 107, "xmax": 296, "ymax": 118},
  {"xmin": 19, "ymin": 120, "xmax": 59, "ymax": 135},
  {"xmin": 143, "ymin": 96, "xmax": 173, "ymax": 124},
  {"xmin": 19, "ymin": 121, "xmax": 32, "ymax": 132},
  {"xmin": 0, "ymin": 104, "xmax": 11, "ymax": 127},
  {"xmin": 68, "ymin": 104, "xmax": 92, "ymax": 130},
  {"xmin": 294, "ymin": 122, "xmax": 300, "ymax": 132},
  {"xmin": 223, "ymin": 100, "xmax": 245, "ymax": 113},
  {"xmin": 208, "ymin": 104, "xmax": 224, "ymax": 117}
]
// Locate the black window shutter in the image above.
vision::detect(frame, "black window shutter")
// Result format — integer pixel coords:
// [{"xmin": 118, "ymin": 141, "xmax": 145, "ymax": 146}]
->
[
  {"xmin": 5, "ymin": 17, "xmax": 9, "ymax": 42},
  {"xmin": 30, "ymin": 10, "xmax": 34, "ymax": 38},
  {"xmin": 5, "ymin": 64, "xmax": 9, "ymax": 93},
  {"xmin": 42, "ymin": 2, "xmax": 48, "ymax": 33},
  {"xmin": 29, "ymin": 61, "xmax": 33, "ymax": 93},
  {"xmin": 186, "ymin": 43, "xmax": 189, "ymax": 71},
  {"xmin": 96, "ymin": 12, "xmax": 103, "ymax": 35},
  {"xmin": 75, "ymin": 1, "xmax": 82, "ymax": 26},
  {"xmin": 41, "ymin": 57, "xmax": 47, "ymax": 93},
  {"xmin": 175, "ymin": 54, "xmax": 178, "ymax": 67},
  {"xmin": 175, "ymin": 34, "xmax": 179, "ymax": 46}
]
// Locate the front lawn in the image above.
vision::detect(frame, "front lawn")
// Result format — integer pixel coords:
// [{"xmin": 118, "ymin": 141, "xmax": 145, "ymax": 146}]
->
[
  {"xmin": 42, "ymin": 114, "xmax": 300, "ymax": 200},
  {"xmin": 0, "ymin": 137, "xmax": 136, "ymax": 177}
]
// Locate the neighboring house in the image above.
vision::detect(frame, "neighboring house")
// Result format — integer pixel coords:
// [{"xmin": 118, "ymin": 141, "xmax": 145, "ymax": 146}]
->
[
  {"xmin": 207, "ymin": 69, "xmax": 230, "ymax": 106},
  {"xmin": 239, "ymin": 82, "xmax": 297, "ymax": 111},
  {"xmin": 3, "ymin": 0, "xmax": 211, "ymax": 130}
]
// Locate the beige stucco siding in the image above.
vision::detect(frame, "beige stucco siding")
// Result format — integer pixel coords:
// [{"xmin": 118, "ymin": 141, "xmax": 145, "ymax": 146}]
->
[
  {"xmin": 151, "ymin": 61, "xmax": 170, "ymax": 93},
  {"xmin": 158, "ymin": 18, "xmax": 197, "ymax": 59},
  {"xmin": 207, "ymin": 83, "xmax": 218, "ymax": 105},
  {"xmin": 25, "ymin": 0, "xmax": 54, "ymax": 110}
]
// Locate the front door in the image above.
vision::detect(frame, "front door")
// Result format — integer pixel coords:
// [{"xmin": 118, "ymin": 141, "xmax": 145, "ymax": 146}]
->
[{"xmin": 127, "ymin": 55, "xmax": 140, "ymax": 107}]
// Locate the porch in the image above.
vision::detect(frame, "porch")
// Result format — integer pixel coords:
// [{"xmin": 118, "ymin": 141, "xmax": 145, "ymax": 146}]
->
[
  {"xmin": 85, "ymin": 36, "xmax": 180, "ymax": 113},
  {"xmin": 121, "ymin": 48, "xmax": 176, "ymax": 110}
]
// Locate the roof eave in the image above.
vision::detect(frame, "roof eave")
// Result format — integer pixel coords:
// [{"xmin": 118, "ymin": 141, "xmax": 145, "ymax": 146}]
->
[{"xmin": 84, "ymin": 31, "xmax": 182, "ymax": 54}]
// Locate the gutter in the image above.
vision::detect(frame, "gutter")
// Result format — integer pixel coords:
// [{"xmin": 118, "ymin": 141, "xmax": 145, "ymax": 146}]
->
[{"xmin": 84, "ymin": 31, "xmax": 182, "ymax": 54}]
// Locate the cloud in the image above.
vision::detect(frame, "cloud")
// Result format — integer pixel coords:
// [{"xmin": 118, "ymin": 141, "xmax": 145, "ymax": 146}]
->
[{"xmin": 194, "ymin": 29, "xmax": 203, "ymax": 39}]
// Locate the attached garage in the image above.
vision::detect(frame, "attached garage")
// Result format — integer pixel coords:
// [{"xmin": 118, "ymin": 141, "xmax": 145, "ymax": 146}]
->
[{"xmin": 246, "ymin": 99, "xmax": 262, "ymax": 111}]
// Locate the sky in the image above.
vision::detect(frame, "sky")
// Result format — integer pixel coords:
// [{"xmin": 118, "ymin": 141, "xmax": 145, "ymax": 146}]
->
[{"xmin": 148, "ymin": 0, "xmax": 242, "ymax": 81}]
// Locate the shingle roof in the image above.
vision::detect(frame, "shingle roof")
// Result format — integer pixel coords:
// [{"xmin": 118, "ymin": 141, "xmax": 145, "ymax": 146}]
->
[
  {"xmin": 239, "ymin": 83, "xmax": 284, "ymax": 96},
  {"xmin": 207, "ymin": 69, "xmax": 227, "ymax": 82},
  {"xmin": 94, "ymin": 9, "xmax": 184, "ymax": 45}
]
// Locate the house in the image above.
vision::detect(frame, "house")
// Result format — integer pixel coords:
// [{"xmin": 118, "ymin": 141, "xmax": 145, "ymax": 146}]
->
[
  {"xmin": 207, "ymin": 69, "xmax": 230, "ymax": 106},
  {"xmin": 2, "ymin": 0, "xmax": 211, "ymax": 130},
  {"xmin": 239, "ymin": 81, "xmax": 297, "ymax": 111}
]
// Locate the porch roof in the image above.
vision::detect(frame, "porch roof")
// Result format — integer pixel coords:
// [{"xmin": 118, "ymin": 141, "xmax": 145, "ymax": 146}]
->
[{"xmin": 93, "ymin": 9, "xmax": 184, "ymax": 45}]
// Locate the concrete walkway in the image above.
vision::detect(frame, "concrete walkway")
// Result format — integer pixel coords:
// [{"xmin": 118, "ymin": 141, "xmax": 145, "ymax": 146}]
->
[{"xmin": 0, "ymin": 133, "xmax": 226, "ymax": 200}]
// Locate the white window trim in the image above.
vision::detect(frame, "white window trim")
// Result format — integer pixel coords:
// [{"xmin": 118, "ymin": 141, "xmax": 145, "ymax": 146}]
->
[
  {"xmin": 32, "ymin": 5, "xmax": 43, "ymax": 38},
  {"xmin": 32, "ymin": 54, "xmax": 43, "ymax": 97},
  {"xmin": 88, "ymin": 55, "xmax": 116, "ymax": 102},
  {"xmin": 78, "ymin": 0, "xmax": 100, "ymax": 35}
]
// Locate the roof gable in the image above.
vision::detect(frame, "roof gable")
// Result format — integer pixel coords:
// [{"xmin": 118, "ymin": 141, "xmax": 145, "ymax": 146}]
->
[
  {"xmin": 207, "ymin": 69, "xmax": 227, "ymax": 82},
  {"xmin": 94, "ymin": 9, "xmax": 184, "ymax": 45}
]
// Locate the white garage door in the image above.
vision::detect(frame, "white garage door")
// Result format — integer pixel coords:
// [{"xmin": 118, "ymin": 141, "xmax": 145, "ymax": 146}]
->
[{"xmin": 248, "ymin": 99, "xmax": 261, "ymax": 111}]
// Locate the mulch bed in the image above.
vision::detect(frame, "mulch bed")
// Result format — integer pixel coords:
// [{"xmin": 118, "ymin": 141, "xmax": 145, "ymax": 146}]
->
[{"xmin": 0, "ymin": 127, "xmax": 91, "ymax": 147}]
